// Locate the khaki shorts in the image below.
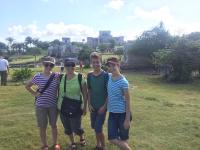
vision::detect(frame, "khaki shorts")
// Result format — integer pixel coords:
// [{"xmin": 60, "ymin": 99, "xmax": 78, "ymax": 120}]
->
[{"xmin": 35, "ymin": 106, "xmax": 58, "ymax": 128}]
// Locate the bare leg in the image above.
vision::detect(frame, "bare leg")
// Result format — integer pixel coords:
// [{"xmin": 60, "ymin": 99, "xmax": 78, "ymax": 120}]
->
[
  {"xmin": 39, "ymin": 127, "xmax": 48, "ymax": 147},
  {"xmin": 51, "ymin": 126, "xmax": 58, "ymax": 145},
  {"xmin": 95, "ymin": 133, "xmax": 101, "ymax": 147},
  {"xmin": 69, "ymin": 133, "xmax": 75, "ymax": 144}
]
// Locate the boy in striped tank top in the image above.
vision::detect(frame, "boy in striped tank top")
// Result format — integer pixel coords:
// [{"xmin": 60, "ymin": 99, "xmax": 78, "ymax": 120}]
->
[
  {"xmin": 25, "ymin": 56, "xmax": 60, "ymax": 150},
  {"xmin": 106, "ymin": 57, "xmax": 132, "ymax": 150}
]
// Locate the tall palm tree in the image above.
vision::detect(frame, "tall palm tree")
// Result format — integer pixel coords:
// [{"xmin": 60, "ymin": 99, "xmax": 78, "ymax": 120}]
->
[
  {"xmin": 6, "ymin": 37, "xmax": 14, "ymax": 52},
  {"xmin": 25, "ymin": 36, "xmax": 33, "ymax": 48}
]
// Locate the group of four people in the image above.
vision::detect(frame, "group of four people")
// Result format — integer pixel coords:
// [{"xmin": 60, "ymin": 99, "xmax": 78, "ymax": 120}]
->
[{"xmin": 25, "ymin": 52, "xmax": 132, "ymax": 150}]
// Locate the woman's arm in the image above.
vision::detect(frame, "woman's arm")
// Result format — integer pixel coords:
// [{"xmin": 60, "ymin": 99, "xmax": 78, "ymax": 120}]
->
[
  {"xmin": 81, "ymin": 82, "xmax": 88, "ymax": 115},
  {"xmin": 25, "ymin": 80, "xmax": 40, "ymax": 97}
]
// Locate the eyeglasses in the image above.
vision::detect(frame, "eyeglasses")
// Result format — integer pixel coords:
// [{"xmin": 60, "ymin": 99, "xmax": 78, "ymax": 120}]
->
[
  {"xmin": 44, "ymin": 63, "xmax": 54, "ymax": 68},
  {"xmin": 64, "ymin": 62, "xmax": 76, "ymax": 67}
]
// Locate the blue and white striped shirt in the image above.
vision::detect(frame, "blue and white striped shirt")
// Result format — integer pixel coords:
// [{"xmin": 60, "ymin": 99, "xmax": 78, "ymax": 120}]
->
[
  {"xmin": 107, "ymin": 73, "xmax": 129, "ymax": 113},
  {"xmin": 32, "ymin": 73, "xmax": 59, "ymax": 107}
]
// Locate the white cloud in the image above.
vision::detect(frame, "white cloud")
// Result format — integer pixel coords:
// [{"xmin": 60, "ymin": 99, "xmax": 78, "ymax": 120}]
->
[
  {"xmin": 7, "ymin": 22, "xmax": 98, "ymax": 42},
  {"xmin": 127, "ymin": 6, "xmax": 173, "ymax": 23},
  {"xmin": 127, "ymin": 6, "xmax": 200, "ymax": 36},
  {"xmin": 112, "ymin": 30, "xmax": 143, "ymax": 41},
  {"xmin": 105, "ymin": 0, "xmax": 124, "ymax": 10}
]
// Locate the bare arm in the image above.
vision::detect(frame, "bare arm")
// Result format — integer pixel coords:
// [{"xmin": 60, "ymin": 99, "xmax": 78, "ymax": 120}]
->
[
  {"xmin": 81, "ymin": 82, "xmax": 88, "ymax": 115},
  {"xmin": 25, "ymin": 80, "xmax": 40, "ymax": 97},
  {"xmin": 123, "ymin": 88, "xmax": 131, "ymax": 129}
]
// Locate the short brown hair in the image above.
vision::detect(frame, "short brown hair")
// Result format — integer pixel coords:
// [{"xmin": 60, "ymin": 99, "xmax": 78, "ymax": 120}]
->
[
  {"xmin": 107, "ymin": 57, "xmax": 119, "ymax": 64},
  {"xmin": 90, "ymin": 52, "xmax": 102, "ymax": 61}
]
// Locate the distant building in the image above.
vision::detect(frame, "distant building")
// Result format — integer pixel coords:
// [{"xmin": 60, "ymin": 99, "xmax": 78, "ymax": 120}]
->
[
  {"xmin": 99, "ymin": 31, "xmax": 112, "ymax": 44},
  {"xmin": 113, "ymin": 36, "xmax": 124, "ymax": 45},
  {"xmin": 87, "ymin": 37, "xmax": 98, "ymax": 48}
]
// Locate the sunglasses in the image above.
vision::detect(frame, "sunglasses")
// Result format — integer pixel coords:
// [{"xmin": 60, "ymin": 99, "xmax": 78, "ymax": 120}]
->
[
  {"xmin": 64, "ymin": 62, "xmax": 76, "ymax": 67},
  {"xmin": 44, "ymin": 63, "xmax": 54, "ymax": 68}
]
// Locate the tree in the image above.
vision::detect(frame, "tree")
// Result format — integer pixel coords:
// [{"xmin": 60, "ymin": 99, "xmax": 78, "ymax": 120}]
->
[
  {"xmin": 78, "ymin": 45, "xmax": 93, "ymax": 67},
  {"xmin": 25, "ymin": 36, "xmax": 33, "ymax": 47},
  {"xmin": 50, "ymin": 39, "xmax": 62, "ymax": 58},
  {"xmin": 0, "ymin": 42, "xmax": 7, "ymax": 51},
  {"xmin": 98, "ymin": 44, "xmax": 109, "ymax": 53},
  {"xmin": 6, "ymin": 37, "xmax": 14, "ymax": 52},
  {"xmin": 128, "ymin": 22, "xmax": 171, "ymax": 56}
]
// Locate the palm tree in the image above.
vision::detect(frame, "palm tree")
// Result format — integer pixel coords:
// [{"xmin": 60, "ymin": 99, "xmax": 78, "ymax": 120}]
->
[
  {"xmin": 32, "ymin": 38, "xmax": 39, "ymax": 47},
  {"xmin": 6, "ymin": 37, "xmax": 14, "ymax": 52},
  {"xmin": 25, "ymin": 36, "xmax": 33, "ymax": 47}
]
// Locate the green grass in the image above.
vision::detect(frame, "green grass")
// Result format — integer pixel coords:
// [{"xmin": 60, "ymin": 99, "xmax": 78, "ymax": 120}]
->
[{"xmin": 0, "ymin": 70, "xmax": 200, "ymax": 150}]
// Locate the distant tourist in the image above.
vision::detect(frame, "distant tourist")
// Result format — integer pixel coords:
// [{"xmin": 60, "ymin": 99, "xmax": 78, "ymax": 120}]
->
[
  {"xmin": 0, "ymin": 55, "xmax": 9, "ymax": 86},
  {"xmin": 60, "ymin": 62, "xmax": 64, "ymax": 73},
  {"xmin": 25, "ymin": 56, "xmax": 61, "ymax": 150},
  {"xmin": 106, "ymin": 57, "xmax": 132, "ymax": 150},
  {"xmin": 87, "ymin": 52, "xmax": 109, "ymax": 150},
  {"xmin": 58, "ymin": 58, "xmax": 87, "ymax": 150}
]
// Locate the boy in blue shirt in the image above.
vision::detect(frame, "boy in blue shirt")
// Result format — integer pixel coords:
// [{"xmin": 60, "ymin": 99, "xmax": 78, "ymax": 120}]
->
[{"xmin": 106, "ymin": 57, "xmax": 132, "ymax": 150}]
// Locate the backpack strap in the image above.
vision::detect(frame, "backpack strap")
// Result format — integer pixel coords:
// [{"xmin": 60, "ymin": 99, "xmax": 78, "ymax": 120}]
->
[
  {"xmin": 78, "ymin": 73, "xmax": 83, "ymax": 93},
  {"xmin": 39, "ymin": 73, "xmax": 55, "ymax": 94},
  {"xmin": 59, "ymin": 74, "xmax": 64, "ymax": 82},
  {"xmin": 87, "ymin": 72, "xmax": 92, "ymax": 89},
  {"xmin": 64, "ymin": 74, "xmax": 67, "ymax": 93},
  {"xmin": 104, "ymin": 72, "xmax": 109, "ymax": 87}
]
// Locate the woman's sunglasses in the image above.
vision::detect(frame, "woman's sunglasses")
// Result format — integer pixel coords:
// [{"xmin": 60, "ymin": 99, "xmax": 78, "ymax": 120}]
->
[
  {"xmin": 44, "ymin": 63, "xmax": 54, "ymax": 68},
  {"xmin": 64, "ymin": 62, "xmax": 76, "ymax": 67}
]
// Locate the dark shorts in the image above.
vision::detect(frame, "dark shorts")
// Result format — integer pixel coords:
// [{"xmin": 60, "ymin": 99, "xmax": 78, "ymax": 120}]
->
[
  {"xmin": 90, "ymin": 110, "xmax": 106, "ymax": 133},
  {"xmin": 35, "ymin": 106, "xmax": 58, "ymax": 128},
  {"xmin": 108, "ymin": 112, "xmax": 130, "ymax": 141},
  {"xmin": 60, "ymin": 113, "xmax": 84, "ymax": 135}
]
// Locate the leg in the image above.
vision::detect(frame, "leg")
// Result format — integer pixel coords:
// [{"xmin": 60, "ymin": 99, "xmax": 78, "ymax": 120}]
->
[
  {"xmin": 117, "ymin": 113, "xmax": 132, "ymax": 150},
  {"xmin": 71, "ymin": 116, "xmax": 85, "ymax": 146},
  {"xmin": 39, "ymin": 127, "xmax": 48, "ymax": 147},
  {"xmin": 1, "ymin": 71, "xmax": 7, "ymax": 86},
  {"xmin": 0, "ymin": 71, "xmax": 3, "ymax": 86},
  {"xmin": 48, "ymin": 107, "xmax": 58, "ymax": 145},
  {"xmin": 36, "ymin": 107, "xmax": 48, "ymax": 148},
  {"xmin": 94, "ymin": 112, "xmax": 106, "ymax": 149},
  {"xmin": 60, "ymin": 114, "xmax": 74, "ymax": 144},
  {"xmin": 91, "ymin": 112, "xmax": 101, "ymax": 147},
  {"xmin": 109, "ymin": 139, "xmax": 132, "ymax": 150}
]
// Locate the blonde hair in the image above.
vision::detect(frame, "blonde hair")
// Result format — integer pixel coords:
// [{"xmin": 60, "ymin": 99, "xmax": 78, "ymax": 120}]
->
[{"xmin": 90, "ymin": 52, "xmax": 102, "ymax": 62}]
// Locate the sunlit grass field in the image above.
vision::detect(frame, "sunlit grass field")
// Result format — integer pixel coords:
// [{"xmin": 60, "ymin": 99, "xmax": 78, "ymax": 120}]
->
[{"xmin": 0, "ymin": 68, "xmax": 200, "ymax": 150}]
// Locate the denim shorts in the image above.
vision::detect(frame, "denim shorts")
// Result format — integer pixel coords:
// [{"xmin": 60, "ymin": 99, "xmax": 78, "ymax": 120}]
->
[
  {"xmin": 108, "ymin": 112, "xmax": 131, "ymax": 140},
  {"xmin": 90, "ymin": 110, "xmax": 106, "ymax": 133}
]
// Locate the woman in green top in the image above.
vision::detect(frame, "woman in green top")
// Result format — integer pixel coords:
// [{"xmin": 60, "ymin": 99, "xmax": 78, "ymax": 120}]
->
[{"xmin": 58, "ymin": 58, "xmax": 87, "ymax": 150}]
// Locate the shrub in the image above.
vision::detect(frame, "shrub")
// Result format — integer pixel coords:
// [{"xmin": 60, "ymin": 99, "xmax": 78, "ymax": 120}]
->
[{"xmin": 12, "ymin": 68, "xmax": 33, "ymax": 82}]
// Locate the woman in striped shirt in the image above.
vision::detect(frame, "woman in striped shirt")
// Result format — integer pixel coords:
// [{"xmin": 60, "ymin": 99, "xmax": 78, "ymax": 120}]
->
[{"xmin": 25, "ymin": 56, "xmax": 60, "ymax": 150}]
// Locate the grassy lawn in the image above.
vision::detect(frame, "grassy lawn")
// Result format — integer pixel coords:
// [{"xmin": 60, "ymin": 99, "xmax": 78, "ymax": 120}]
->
[{"xmin": 0, "ymin": 70, "xmax": 200, "ymax": 150}]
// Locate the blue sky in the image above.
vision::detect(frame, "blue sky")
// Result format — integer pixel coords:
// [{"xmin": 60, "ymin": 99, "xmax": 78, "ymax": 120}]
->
[{"xmin": 1, "ymin": 0, "xmax": 200, "ymax": 42}]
